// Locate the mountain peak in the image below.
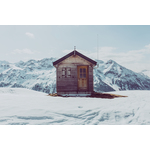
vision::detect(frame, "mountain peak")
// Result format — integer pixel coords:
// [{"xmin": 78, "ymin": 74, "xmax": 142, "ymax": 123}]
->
[
  {"xmin": 106, "ymin": 59, "xmax": 117, "ymax": 64},
  {"xmin": 95, "ymin": 59, "xmax": 104, "ymax": 64},
  {"xmin": 0, "ymin": 60, "xmax": 10, "ymax": 65}
]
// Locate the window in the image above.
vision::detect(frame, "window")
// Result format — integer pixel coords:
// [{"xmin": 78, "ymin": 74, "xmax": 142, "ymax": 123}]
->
[
  {"xmin": 62, "ymin": 67, "xmax": 71, "ymax": 78},
  {"xmin": 62, "ymin": 68, "xmax": 66, "ymax": 77},
  {"xmin": 79, "ymin": 68, "xmax": 86, "ymax": 78},
  {"xmin": 67, "ymin": 68, "xmax": 71, "ymax": 77}
]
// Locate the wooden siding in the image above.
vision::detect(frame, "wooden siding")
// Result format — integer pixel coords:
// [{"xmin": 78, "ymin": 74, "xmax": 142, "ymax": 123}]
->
[
  {"xmin": 57, "ymin": 66, "xmax": 77, "ymax": 93},
  {"xmin": 53, "ymin": 50, "xmax": 97, "ymax": 66},
  {"xmin": 56, "ymin": 54, "xmax": 94, "ymax": 94},
  {"xmin": 88, "ymin": 66, "xmax": 93, "ymax": 92}
]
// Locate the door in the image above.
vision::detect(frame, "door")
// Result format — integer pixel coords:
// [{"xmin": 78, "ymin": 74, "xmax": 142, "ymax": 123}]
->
[{"xmin": 77, "ymin": 66, "xmax": 88, "ymax": 91}]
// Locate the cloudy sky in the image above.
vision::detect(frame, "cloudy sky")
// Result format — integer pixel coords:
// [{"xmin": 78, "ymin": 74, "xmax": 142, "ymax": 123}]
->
[{"xmin": 1, "ymin": 25, "xmax": 150, "ymax": 72}]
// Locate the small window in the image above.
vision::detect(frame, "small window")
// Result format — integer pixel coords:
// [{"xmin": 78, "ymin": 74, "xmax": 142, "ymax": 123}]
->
[
  {"xmin": 62, "ymin": 68, "xmax": 66, "ymax": 77},
  {"xmin": 83, "ymin": 73, "xmax": 86, "ymax": 78},
  {"xmin": 62, "ymin": 67, "xmax": 71, "ymax": 78},
  {"xmin": 67, "ymin": 68, "xmax": 71, "ymax": 77},
  {"xmin": 80, "ymin": 73, "xmax": 82, "ymax": 78},
  {"xmin": 80, "ymin": 68, "xmax": 82, "ymax": 73},
  {"xmin": 79, "ymin": 67, "xmax": 86, "ymax": 78},
  {"xmin": 83, "ymin": 68, "xmax": 86, "ymax": 73}
]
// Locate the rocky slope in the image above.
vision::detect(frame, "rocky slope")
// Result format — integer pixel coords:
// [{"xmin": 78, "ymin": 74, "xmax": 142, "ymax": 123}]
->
[
  {"xmin": 94, "ymin": 60, "xmax": 150, "ymax": 92},
  {"xmin": 0, "ymin": 58, "xmax": 56, "ymax": 93}
]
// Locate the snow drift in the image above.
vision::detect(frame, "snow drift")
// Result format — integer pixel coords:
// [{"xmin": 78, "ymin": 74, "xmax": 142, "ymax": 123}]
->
[{"xmin": 1, "ymin": 88, "xmax": 150, "ymax": 125}]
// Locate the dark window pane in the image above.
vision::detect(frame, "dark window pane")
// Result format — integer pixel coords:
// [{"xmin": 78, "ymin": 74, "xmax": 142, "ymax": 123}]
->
[
  {"xmin": 62, "ymin": 68, "xmax": 66, "ymax": 71},
  {"xmin": 83, "ymin": 74, "xmax": 86, "ymax": 78},
  {"xmin": 80, "ymin": 74, "xmax": 82, "ymax": 78},
  {"xmin": 83, "ymin": 68, "xmax": 86, "ymax": 73},
  {"xmin": 80, "ymin": 68, "xmax": 82, "ymax": 73}
]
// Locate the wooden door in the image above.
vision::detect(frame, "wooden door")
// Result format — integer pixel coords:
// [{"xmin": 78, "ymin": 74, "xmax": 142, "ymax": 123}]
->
[{"xmin": 77, "ymin": 66, "xmax": 88, "ymax": 91}]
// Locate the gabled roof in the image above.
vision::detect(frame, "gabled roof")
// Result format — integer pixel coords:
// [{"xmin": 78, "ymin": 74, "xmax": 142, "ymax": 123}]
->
[{"xmin": 53, "ymin": 50, "xmax": 97, "ymax": 66}]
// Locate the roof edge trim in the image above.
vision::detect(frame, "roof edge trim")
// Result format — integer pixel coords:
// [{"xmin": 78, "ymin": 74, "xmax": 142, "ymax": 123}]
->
[{"xmin": 53, "ymin": 50, "xmax": 97, "ymax": 66}]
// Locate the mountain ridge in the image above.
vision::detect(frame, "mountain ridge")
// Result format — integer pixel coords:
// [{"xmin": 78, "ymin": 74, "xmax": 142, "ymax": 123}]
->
[
  {"xmin": 94, "ymin": 59, "xmax": 150, "ymax": 92},
  {"xmin": 0, "ymin": 58, "xmax": 150, "ymax": 93}
]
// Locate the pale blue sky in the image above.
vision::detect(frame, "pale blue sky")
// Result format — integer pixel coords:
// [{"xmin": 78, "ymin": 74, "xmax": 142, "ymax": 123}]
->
[{"xmin": 1, "ymin": 25, "xmax": 150, "ymax": 72}]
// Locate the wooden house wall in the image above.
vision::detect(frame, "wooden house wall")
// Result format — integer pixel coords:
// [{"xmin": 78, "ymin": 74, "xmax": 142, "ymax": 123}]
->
[
  {"xmin": 57, "ymin": 65, "xmax": 77, "ymax": 93},
  {"xmin": 56, "ymin": 55, "xmax": 94, "ymax": 94},
  {"xmin": 88, "ymin": 65, "xmax": 93, "ymax": 92}
]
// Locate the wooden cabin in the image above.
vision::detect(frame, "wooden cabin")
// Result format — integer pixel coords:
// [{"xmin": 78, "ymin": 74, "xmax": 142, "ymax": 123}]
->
[{"xmin": 53, "ymin": 48, "xmax": 97, "ymax": 96}]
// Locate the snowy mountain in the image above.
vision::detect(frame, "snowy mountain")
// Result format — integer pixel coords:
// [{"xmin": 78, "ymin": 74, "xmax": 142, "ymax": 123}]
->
[
  {"xmin": 0, "ymin": 58, "xmax": 56, "ymax": 93},
  {"xmin": 140, "ymin": 69, "xmax": 150, "ymax": 78},
  {"xmin": 0, "ymin": 58, "xmax": 150, "ymax": 93},
  {"xmin": 94, "ymin": 60, "xmax": 150, "ymax": 92}
]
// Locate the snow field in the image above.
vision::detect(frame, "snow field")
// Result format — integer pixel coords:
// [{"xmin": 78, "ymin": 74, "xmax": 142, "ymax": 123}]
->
[{"xmin": 0, "ymin": 88, "xmax": 150, "ymax": 125}]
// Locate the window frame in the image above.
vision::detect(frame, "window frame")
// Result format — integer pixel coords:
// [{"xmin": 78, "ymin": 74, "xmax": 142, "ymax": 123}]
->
[{"xmin": 62, "ymin": 67, "xmax": 71, "ymax": 78}]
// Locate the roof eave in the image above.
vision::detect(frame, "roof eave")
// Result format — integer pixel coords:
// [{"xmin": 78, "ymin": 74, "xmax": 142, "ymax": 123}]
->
[{"xmin": 53, "ymin": 50, "xmax": 97, "ymax": 66}]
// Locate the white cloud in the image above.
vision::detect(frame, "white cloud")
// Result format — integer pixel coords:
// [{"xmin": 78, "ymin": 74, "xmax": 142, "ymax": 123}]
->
[
  {"xmin": 25, "ymin": 32, "xmax": 34, "ymax": 38},
  {"xmin": 96, "ymin": 45, "xmax": 150, "ymax": 72},
  {"xmin": 63, "ymin": 49, "xmax": 73, "ymax": 54},
  {"xmin": 145, "ymin": 44, "xmax": 150, "ymax": 49},
  {"xmin": 13, "ymin": 48, "xmax": 34, "ymax": 54},
  {"xmin": 63, "ymin": 45, "xmax": 150, "ymax": 72}
]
